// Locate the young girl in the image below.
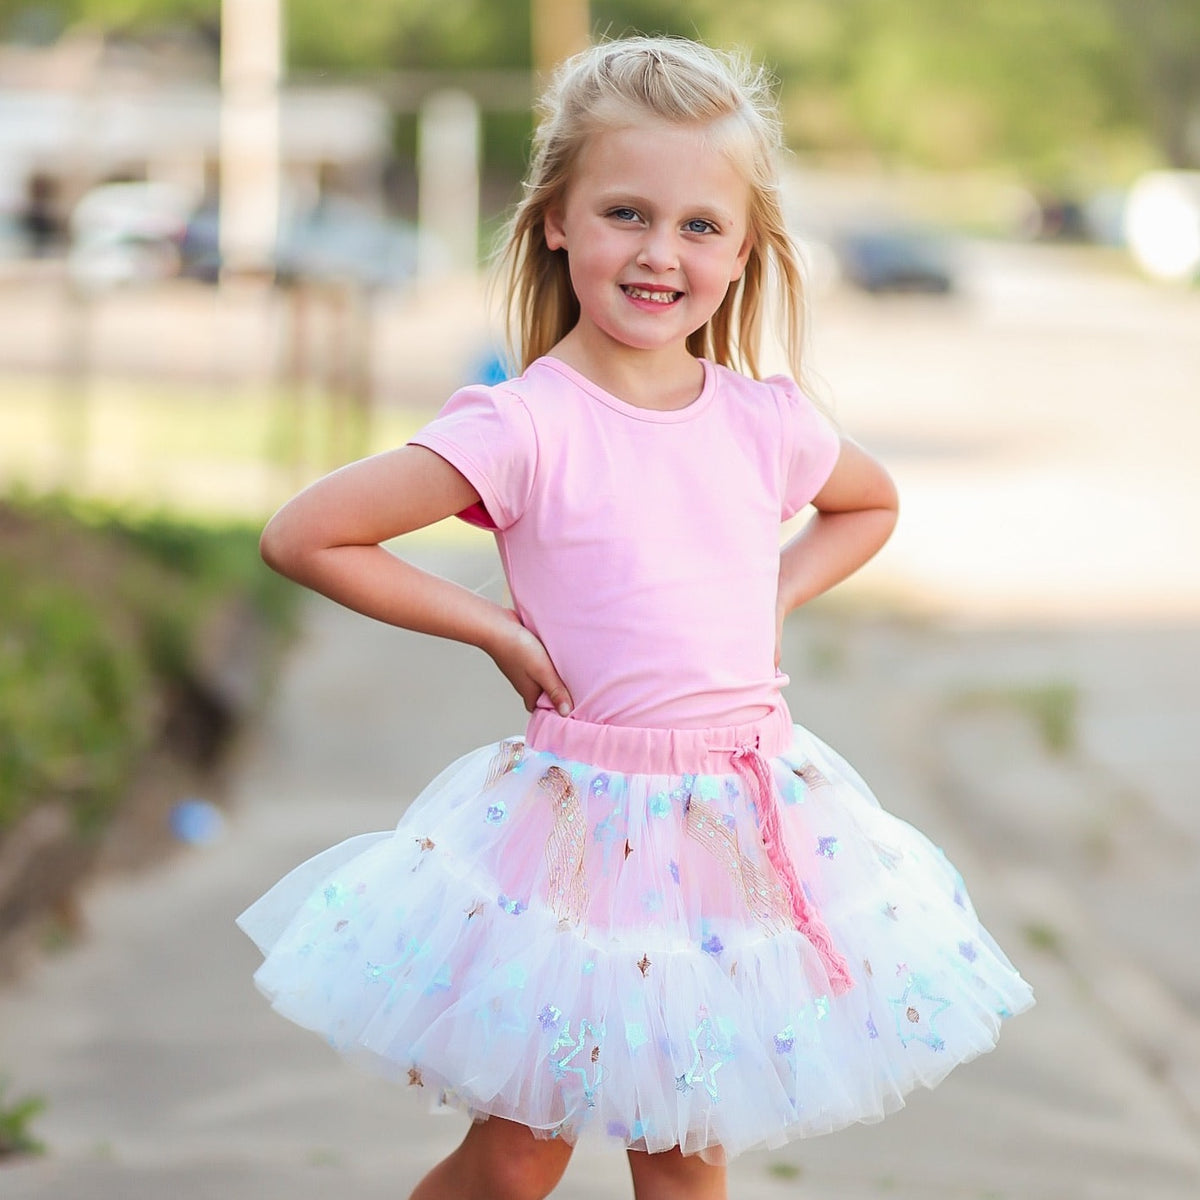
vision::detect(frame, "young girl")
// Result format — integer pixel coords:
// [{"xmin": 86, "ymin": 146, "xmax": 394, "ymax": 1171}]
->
[{"xmin": 238, "ymin": 36, "xmax": 1033, "ymax": 1200}]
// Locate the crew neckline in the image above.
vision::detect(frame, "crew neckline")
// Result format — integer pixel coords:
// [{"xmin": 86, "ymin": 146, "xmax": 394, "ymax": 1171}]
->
[{"xmin": 537, "ymin": 356, "xmax": 717, "ymax": 424}]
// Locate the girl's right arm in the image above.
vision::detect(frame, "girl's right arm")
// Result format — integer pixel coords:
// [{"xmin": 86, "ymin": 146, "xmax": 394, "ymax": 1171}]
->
[{"xmin": 259, "ymin": 445, "xmax": 573, "ymax": 716}]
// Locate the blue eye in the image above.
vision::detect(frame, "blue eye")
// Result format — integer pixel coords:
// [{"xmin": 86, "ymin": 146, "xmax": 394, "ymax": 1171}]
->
[
  {"xmin": 684, "ymin": 219, "xmax": 717, "ymax": 235},
  {"xmin": 610, "ymin": 207, "xmax": 640, "ymax": 222}
]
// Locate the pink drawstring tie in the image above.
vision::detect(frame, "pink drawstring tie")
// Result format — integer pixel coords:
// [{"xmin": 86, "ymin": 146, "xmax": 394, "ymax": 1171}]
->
[
  {"xmin": 525, "ymin": 705, "xmax": 855, "ymax": 995},
  {"xmin": 731, "ymin": 742, "xmax": 855, "ymax": 996}
]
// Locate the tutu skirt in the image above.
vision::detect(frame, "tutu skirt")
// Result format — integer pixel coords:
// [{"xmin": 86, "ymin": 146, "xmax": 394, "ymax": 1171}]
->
[{"xmin": 237, "ymin": 704, "xmax": 1033, "ymax": 1160}]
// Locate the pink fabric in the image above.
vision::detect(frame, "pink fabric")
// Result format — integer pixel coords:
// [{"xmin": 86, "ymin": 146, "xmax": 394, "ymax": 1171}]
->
[
  {"xmin": 410, "ymin": 356, "xmax": 841, "ymax": 730},
  {"xmin": 526, "ymin": 704, "xmax": 792, "ymax": 774},
  {"xmin": 527, "ymin": 706, "xmax": 854, "ymax": 994},
  {"xmin": 731, "ymin": 744, "xmax": 855, "ymax": 995}
]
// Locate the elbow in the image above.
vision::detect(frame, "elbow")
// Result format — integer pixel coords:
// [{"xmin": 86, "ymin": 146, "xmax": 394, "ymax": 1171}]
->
[{"xmin": 260, "ymin": 510, "xmax": 305, "ymax": 578}]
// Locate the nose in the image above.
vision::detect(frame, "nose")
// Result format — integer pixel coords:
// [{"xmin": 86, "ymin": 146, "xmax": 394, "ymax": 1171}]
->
[{"xmin": 635, "ymin": 225, "xmax": 679, "ymax": 273}]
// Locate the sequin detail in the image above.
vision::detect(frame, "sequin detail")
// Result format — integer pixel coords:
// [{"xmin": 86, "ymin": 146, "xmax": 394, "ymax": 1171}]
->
[
  {"xmin": 540, "ymin": 766, "xmax": 588, "ymax": 926},
  {"xmin": 685, "ymin": 1011, "xmax": 735, "ymax": 1102},
  {"xmin": 550, "ymin": 1019, "xmax": 606, "ymax": 1107},
  {"xmin": 890, "ymin": 975, "xmax": 951, "ymax": 1051},
  {"xmin": 793, "ymin": 761, "xmax": 830, "ymax": 790},
  {"xmin": 484, "ymin": 738, "xmax": 524, "ymax": 789},
  {"xmin": 684, "ymin": 796, "xmax": 792, "ymax": 931}
]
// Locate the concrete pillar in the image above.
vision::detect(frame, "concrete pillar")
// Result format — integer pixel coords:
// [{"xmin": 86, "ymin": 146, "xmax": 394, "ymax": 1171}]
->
[
  {"xmin": 417, "ymin": 89, "xmax": 480, "ymax": 278},
  {"xmin": 219, "ymin": 0, "xmax": 282, "ymax": 278},
  {"xmin": 532, "ymin": 0, "xmax": 590, "ymax": 74}
]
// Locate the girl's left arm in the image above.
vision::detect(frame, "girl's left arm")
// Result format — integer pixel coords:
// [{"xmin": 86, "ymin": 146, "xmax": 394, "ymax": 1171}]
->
[{"xmin": 775, "ymin": 438, "xmax": 899, "ymax": 662}]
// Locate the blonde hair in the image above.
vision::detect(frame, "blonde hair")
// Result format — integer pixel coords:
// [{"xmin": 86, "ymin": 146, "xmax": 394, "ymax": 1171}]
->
[{"xmin": 497, "ymin": 36, "xmax": 808, "ymax": 383}]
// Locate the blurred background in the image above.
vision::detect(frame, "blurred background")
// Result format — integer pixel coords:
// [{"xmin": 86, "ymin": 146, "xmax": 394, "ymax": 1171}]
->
[{"xmin": 0, "ymin": 2, "xmax": 1198, "ymax": 1197}]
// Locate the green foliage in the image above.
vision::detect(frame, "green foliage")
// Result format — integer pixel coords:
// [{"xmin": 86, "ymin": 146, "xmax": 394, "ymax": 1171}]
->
[
  {"xmin": 1, "ymin": 0, "xmax": 1192, "ymax": 173},
  {"xmin": 952, "ymin": 681, "xmax": 1080, "ymax": 757},
  {"xmin": 0, "ymin": 1079, "xmax": 45, "ymax": 1159},
  {"xmin": 0, "ymin": 494, "xmax": 296, "ymax": 839}
]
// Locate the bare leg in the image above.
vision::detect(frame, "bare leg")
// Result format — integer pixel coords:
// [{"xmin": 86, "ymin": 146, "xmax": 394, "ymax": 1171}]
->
[
  {"xmin": 627, "ymin": 1145, "xmax": 728, "ymax": 1200},
  {"xmin": 409, "ymin": 1116, "xmax": 573, "ymax": 1200}
]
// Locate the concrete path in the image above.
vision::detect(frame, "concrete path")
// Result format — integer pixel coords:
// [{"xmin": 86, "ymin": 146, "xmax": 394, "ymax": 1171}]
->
[{"xmin": 2, "ymin": 548, "xmax": 1199, "ymax": 1199}]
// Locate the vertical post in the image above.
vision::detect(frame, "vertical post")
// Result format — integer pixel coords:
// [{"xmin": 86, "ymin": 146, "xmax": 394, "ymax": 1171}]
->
[
  {"xmin": 219, "ymin": 0, "xmax": 282, "ymax": 279},
  {"xmin": 417, "ymin": 89, "xmax": 481, "ymax": 278},
  {"xmin": 531, "ymin": 0, "xmax": 589, "ymax": 75}
]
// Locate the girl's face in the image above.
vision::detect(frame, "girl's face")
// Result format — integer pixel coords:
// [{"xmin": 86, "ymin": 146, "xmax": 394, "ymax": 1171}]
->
[{"xmin": 544, "ymin": 121, "xmax": 753, "ymax": 362}]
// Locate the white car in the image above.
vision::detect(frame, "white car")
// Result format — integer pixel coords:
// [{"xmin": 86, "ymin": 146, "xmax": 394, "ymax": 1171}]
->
[{"xmin": 67, "ymin": 181, "xmax": 195, "ymax": 289}]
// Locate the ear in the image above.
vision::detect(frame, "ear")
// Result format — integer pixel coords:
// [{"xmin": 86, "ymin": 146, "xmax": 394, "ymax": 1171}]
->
[{"xmin": 544, "ymin": 205, "xmax": 567, "ymax": 252}]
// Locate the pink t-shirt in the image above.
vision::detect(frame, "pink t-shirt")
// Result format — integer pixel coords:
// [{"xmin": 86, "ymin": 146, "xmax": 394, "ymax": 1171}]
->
[{"xmin": 410, "ymin": 356, "xmax": 840, "ymax": 729}]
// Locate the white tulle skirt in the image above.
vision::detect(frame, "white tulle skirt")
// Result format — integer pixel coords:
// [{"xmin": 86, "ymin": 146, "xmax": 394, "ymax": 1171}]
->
[{"xmin": 237, "ymin": 704, "xmax": 1033, "ymax": 1161}]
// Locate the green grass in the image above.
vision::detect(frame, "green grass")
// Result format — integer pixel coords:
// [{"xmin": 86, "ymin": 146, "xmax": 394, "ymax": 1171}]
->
[
  {"xmin": 0, "ymin": 1079, "xmax": 45, "ymax": 1159},
  {"xmin": 0, "ymin": 374, "xmax": 492, "ymax": 550},
  {"xmin": 0, "ymin": 374, "xmax": 440, "ymax": 521},
  {"xmin": 1022, "ymin": 920, "xmax": 1065, "ymax": 958},
  {"xmin": 950, "ymin": 681, "xmax": 1080, "ymax": 756},
  {"xmin": 0, "ymin": 492, "xmax": 298, "ymax": 839}
]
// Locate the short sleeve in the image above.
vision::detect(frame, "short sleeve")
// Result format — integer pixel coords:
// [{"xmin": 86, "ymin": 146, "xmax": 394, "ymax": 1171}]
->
[
  {"xmin": 769, "ymin": 375, "xmax": 842, "ymax": 520},
  {"xmin": 408, "ymin": 384, "xmax": 538, "ymax": 531}
]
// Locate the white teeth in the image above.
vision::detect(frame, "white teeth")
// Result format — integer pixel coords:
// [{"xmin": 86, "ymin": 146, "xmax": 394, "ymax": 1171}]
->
[{"xmin": 624, "ymin": 286, "xmax": 678, "ymax": 303}]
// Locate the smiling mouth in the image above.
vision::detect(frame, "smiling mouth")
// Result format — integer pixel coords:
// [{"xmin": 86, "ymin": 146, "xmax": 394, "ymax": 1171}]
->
[{"xmin": 622, "ymin": 285, "xmax": 682, "ymax": 304}]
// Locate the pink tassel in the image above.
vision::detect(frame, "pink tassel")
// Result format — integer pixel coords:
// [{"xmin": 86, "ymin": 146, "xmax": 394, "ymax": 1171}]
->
[{"xmin": 733, "ymin": 746, "xmax": 855, "ymax": 996}]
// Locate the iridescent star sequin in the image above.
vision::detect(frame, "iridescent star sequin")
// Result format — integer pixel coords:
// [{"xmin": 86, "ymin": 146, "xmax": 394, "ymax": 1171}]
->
[
  {"xmin": 550, "ymin": 1019, "xmax": 606, "ymax": 1108},
  {"xmin": 889, "ymin": 974, "xmax": 951, "ymax": 1051},
  {"xmin": 684, "ymin": 1011, "xmax": 735, "ymax": 1101}
]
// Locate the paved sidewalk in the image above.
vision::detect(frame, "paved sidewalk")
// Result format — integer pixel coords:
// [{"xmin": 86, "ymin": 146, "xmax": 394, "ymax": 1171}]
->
[{"xmin": 2, "ymin": 548, "xmax": 1199, "ymax": 1199}]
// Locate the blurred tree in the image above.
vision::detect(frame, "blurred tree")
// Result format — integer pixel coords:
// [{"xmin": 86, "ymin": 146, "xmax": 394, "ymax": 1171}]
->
[
  {"xmin": 2, "ymin": 0, "xmax": 1194, "ymax": 176},
  {"xmin": 1106, "ymin": 0, "xmax": 1200, "ymax": 167}
]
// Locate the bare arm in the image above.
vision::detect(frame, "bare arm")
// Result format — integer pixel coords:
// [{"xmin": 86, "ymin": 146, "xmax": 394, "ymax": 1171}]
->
[
  {"xmin": 260, "ymin": 445, "xmax": 573, "ymax": 714},
  {"xmin": 775, "ymin": 438, "xmax": 899, "ymax": 662}
]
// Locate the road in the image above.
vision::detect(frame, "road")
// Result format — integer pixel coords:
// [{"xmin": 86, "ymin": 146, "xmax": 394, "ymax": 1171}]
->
[{"xmin": 1, "ymin": 244, "xmax": 1199, "ymax": 1196}]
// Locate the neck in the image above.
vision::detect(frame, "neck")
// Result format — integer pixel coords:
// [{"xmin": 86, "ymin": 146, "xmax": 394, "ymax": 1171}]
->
[{"xmin": 547, "ymin": 332, "xmax": 705, "ymax": 411}]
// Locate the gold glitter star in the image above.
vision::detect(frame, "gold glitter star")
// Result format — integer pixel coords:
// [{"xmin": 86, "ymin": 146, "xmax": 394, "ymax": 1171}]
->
[
  {"xmin": 408, "ymin": 1066, "xmax": 424, "ymax": 1087},
  {"xmin": 590, "ymin": 1045, "xmax": 600, "ymax": 1064},
  {"xmin": 416, "ymin": 837, "xmax": 435, "ymax": 851},
  {"xmin": 637, "ymin": 954, "xmax": 652, "ymax": 977}
]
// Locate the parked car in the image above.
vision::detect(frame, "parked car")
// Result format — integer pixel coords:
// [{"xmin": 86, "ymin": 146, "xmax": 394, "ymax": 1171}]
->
[
  {"xmin": 67, "ymin": 181, "xmax": 193, "ymax": 289},
  {"xmin": 834, "ymin": 225, "xmax": 956, "ymax": 294},
  {"xmin": 178, "ymin": 196, "xmax": 421, "ymax": 289}
]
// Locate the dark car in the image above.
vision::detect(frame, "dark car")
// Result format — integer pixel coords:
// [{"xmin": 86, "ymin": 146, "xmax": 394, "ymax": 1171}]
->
[{"xmin": 835, "ymin": 226, "xmax": 955, "ymax": 294}]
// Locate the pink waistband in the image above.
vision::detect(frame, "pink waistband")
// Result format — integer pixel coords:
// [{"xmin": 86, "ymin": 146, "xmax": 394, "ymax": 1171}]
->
[{"xmin": 525, "ymin": 704, "xmax": 794, "ymax": 775}]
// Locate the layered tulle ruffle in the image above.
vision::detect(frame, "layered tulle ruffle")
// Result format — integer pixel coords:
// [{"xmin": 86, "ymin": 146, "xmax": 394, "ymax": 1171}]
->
[{"xmin": 237, "ymin": 723, "xmax": 1033, "ymax": 1160}]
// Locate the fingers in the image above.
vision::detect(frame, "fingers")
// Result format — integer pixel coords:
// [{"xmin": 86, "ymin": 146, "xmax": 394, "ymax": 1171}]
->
[
  {"xmin": 525, "ymin": 648, "xmax": 573, "ymax": 716},
  {"xmin": 539, "ymin": 673, "xmax": 574, "ymax": 718},
  {"xmin": 492, "ymin": 617, "xmax": 573, "ymax": 716}
]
